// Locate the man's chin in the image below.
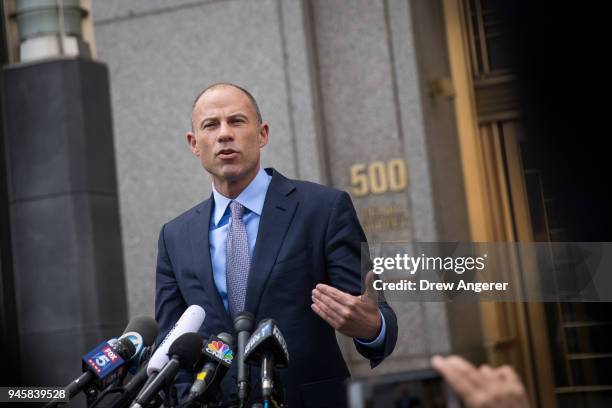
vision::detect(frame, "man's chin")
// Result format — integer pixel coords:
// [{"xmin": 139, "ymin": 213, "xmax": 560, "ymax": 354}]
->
[
  {"xmin": 206, "ymin": 162, "xmax": 259, "ymax": 185},
  {"xmin": 213, "ymin": 167, "xmax": 249, "ymax": 182}
]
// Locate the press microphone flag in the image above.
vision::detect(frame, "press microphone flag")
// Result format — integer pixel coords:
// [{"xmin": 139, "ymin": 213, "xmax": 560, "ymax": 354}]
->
[
  {"xmin": 83, "ymin": 339, "xmax": 132, "ymax": 378},
  {"xmin": 244, "ymin": 319, "xmax": 289, "ymax": 368},
  {"xmin": 46, "ymin": 316, "xmax": 158, "ymax": 407},
  {"xmin": 244, "ymin": 319, "xmax": 289, "ymax": 400},
  {"xmin": 187, "ymin": 332, "xmax": 235, "ymax": 402}
]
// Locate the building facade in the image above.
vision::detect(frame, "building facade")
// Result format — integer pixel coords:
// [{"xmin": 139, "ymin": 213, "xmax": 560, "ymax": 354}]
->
[{"xmin": 1, "ymin": 1, "xmax": 610, "ymax": 407}]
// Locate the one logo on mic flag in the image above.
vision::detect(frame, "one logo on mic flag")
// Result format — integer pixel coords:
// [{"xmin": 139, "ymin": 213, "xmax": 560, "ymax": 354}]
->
[
  {"xmin": 206, "ymin": 340, "xmax": 233, "ymax": 364},
  {"xmin": 120, "ymin": 332, "xmax": 144, "ymax": 357},
  {"xmin": 272, "ymin": 325, "xmax": 289, "ymax": 360},
  {"xmin": 244, "ymin": 321, "xmax": 272, "ymax": 356},
  {"xmin": 82, "ymin": 341, "xmax": 125, "ymax": 378}
]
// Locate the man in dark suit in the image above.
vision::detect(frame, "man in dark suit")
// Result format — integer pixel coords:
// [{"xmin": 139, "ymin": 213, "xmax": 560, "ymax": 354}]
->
[{"xmin": 155, "ymin": 83, "xmax": 398, "ymax": 407}]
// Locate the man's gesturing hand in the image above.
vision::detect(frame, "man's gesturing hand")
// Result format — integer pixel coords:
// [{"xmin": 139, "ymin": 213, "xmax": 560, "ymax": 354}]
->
[
  {"xmin": 432, "ymin": 355, "xmax": 529, "ymax": 408},
  {"xmin": 310, "ymin": 278, "xmax": 381, "ymax": 340}
]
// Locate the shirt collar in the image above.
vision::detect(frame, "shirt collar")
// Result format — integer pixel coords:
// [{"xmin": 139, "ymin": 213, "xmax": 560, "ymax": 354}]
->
[{"xmin": 211, "ymin": 167, "xmax": 272, "ymax": 226}]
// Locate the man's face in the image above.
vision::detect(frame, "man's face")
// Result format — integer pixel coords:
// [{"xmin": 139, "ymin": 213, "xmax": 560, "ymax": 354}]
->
[{"xmin": 188, "ymin": 86, "xmax": 268, "ymax": 186}]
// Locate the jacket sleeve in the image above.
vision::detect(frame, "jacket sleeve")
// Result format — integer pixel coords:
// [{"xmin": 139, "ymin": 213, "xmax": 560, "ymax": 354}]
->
[{"xmin": 324, "ymin": 191, "xmax": 398, "ymax": 367}]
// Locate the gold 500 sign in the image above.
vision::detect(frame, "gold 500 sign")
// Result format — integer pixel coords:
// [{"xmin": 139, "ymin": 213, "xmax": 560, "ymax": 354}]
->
[{"xmin": 350, "ymin": 159, "xmax": 408, "ymax": 197}]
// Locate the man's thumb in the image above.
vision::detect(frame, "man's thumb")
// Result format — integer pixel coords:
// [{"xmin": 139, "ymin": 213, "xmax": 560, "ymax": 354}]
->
[{"xmin": 362, "ymin": 270, "xmax": 378, "ymax": 301}]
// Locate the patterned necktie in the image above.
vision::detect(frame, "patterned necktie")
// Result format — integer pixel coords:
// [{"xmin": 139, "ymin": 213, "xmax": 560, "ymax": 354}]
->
[{"xmin": 225, "ymin": 200, "xmax": 250, "ymax": 318}]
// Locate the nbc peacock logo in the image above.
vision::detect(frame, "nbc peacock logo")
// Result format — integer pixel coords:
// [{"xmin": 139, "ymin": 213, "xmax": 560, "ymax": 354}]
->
[{"xmin": 206, "ymin": 340, "xmax": 234, "ymax": 364}]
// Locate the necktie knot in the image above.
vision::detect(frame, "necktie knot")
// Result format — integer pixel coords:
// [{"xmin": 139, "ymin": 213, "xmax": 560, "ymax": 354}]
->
[{"xmin": 230, "ymin": 200, "xmax": 245, "ymax": 220}]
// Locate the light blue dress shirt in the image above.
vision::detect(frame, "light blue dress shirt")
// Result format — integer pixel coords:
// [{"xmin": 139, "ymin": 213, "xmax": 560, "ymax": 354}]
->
[{"xmin": 209, "ymin": 167, "xmax": 386, "ymax": 347}]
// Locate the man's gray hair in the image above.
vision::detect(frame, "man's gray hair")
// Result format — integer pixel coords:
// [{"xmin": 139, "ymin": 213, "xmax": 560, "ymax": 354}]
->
[{"xmin": 191, "ymin": 82, "xmax": 263, "ymax": 131}]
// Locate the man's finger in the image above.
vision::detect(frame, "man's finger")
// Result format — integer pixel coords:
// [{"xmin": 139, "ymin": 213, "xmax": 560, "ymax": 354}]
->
[
  {"xmin": 315, "ymin": 283, "xmax": 355, "ymax": 306},
  {"xmin": 496, "ymin": 365, "xmax": 522, "ymax": 384},
  {"xmin": 444, "ymin": 356, "xmax": 486, "ymax": 388},
  {"xmin": 312, "ymin": 288, "xmax": 351, "ymax": 320},
  {"xmin": 431, "ymin": 355, "xmax": 481, "ymax": 397},
  {"xmin": 311, "ymin": 301, "xmax": 341, "ymax": 329},
  {"xmin": 479, "ymin": 364, "xmax": 496, "ymax": 382},
  {"xmin": 363, "ymin": 270, "xmax": 378, "ymax": 301}
]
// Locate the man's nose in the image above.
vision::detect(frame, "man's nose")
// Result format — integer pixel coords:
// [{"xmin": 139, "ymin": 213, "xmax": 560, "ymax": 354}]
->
[{"xmin": 217, "ymin": 121, "xmax": 234, "ymax": 142}]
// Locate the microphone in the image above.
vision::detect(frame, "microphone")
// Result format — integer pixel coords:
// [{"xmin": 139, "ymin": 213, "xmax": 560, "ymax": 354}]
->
[
  {"xmin": 47, "ymin": 316, "xmax": 157, "ymax": 407},
  {"xmin": 234, "ymin": 312, "xmax": 254, "ymax": 406},
  {"xmin": 100, "ymin": 346, "xmax": 153, "ymax": 408},
  {"xmin": 130, "ymin": 332, "xmax": 203, "ymax": 408},
  {"xmin": 187, "ymin": 332, "xmax": 235, "ymax": 403},
  {"xmin": 120, "ymin": 316, "xmax": 159, "ymax": 373},
  {"xmin": 81, "ymin": 337, "xmax": 135, "ymax": 390},
  {"xmin": 244, "ymin": 319, "xmax": 289, "ymax": 400},
  {"xmin": 147, "ymin": 305, "xmax": 206, "ymax": 376}
]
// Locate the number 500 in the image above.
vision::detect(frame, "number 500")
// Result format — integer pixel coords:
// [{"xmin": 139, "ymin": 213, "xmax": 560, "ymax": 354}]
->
[{"xmin": 350, "ymin": 159, "xmax": 408, "ymax": 197}]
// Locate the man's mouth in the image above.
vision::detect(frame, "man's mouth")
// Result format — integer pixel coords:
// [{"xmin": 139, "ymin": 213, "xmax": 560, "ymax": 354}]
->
[{"xmin": 216, "ymin": 148, "xmax": 239, "ymax": 159}]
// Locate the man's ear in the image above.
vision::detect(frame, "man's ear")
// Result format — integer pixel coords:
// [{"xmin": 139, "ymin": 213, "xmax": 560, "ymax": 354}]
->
[
  {"xmin": 258, "ymin": 123, "xmax": 269, "ymax": 148},
  {"xmin": 187, "ymin": 132, "xmax": 199, "ymax": 156}
]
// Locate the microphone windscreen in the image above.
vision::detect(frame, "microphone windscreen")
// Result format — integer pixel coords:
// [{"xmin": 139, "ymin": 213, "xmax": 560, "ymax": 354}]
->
[
  {"xmin": 147, "ymin": 305, "xmax": 205, "ymax": 375},
  {"xmin": 233, "ymin": 312, "xmax": 254, "ymax": 332},
  {"xmin": 123, "ymin": 316, "xmax": 159, "ymax": 346},
  {"xmin": 116, "ymin": 337, "xmax": 137, "ymax": 358},
  {"xmin": 168, "ymin": 332, "xmax": 203, "ymax": 369}
]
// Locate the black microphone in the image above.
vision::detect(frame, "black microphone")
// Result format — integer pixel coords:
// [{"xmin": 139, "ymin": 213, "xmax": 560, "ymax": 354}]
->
[
  {"xmin": 234, "ymin": 312, "xmax": 254, "ymax": 406},
  {"xmin": 129, "ymin": 332, "xmax": 202, "ymax": 408},
  {"xmin": 100, "ymin": 346, "xmax": 154, "ymax": 408},
  {"xmin": 122, "ymin": 316, "xmax": 160, "ymax": 373},
  {"xmin": 187, "ymin": 332, "xmax": 235, "ymax": 404},
  {"xmin": 109, "ymin": 363, "xmax": 150, "ymax": 408},
  {"xmin": 244, "ymin": 319, "xmax": 289, "ymax": 400}
]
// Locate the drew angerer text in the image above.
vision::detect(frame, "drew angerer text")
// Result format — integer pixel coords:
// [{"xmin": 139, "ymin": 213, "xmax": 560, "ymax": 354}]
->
[{"xmin": 373, "ymin": 279, "xmax": 509, "ymax": 293}]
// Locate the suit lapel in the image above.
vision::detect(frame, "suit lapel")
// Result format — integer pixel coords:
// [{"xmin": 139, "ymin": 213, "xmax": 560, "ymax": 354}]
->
[
  {"xmin": 189, "ymin": 196, "xmax": 233, "ymax": 330},
  {"xmin": 245, "ymin": 170, "xmax": 298, "ymax": 316}
]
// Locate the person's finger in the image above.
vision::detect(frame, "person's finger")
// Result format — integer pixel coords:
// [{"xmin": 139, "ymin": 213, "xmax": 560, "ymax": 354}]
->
[
  {"xmin": 312, "ymin": 287, "xmax": 354, "ymax": 319},
  {"xmin": 311, "ymin": 302, "xmax": 341, "ymax": 329},
  {"xmin": 431, "ymin": 355, "xmax": 483, "ymax": 396},
  {"xmin": 496, "ymin": 365, "xmax": 522, "ymax": 385},
  {"xmin": 363, "ymin": 270, "xmax": 378, "ymax": 301},
  {"xmin": 313, "ymin": 295, "xmax": 350, "ymax": 328},
  {"xmin": 431, "ymin": 356, "xmax": 477, "ymax": 398},
  {"xmin": 311, "ymin": 292, "xmax": 347, "ymax": 327},
  {"xmin": 479, "ymin": 364, "xmax": 496, "ymax": 382},
  {"xmin": 315, "ymin": 283, "xmax": 356, "ymax": 306},
  {"xmin": 445, "ymin": 356, "xmax": 486, "ymax": 388},
  {"xmin": 495, "ymin": 365, "xmax": 530, "ymax": 407}
]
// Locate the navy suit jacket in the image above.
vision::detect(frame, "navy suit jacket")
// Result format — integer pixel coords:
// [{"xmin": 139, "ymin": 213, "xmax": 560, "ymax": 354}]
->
[{"xmin": 155, "ymin": 168, "xmax": 398, "ymax": 407}]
